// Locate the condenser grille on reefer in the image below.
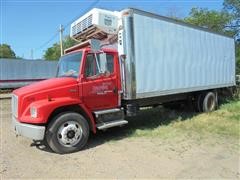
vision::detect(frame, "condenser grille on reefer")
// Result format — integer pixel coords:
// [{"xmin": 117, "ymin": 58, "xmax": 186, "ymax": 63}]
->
[{"xmin": 72, "ymin": 14, "xmax": 93, "ymax": 36}]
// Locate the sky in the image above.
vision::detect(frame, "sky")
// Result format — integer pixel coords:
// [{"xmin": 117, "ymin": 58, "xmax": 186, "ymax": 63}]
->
[{"xmin": 1, "ymin": 0, "xmax": 225, "ymax": 59}]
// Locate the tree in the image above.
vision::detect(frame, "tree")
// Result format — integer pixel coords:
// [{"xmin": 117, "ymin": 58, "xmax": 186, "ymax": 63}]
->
[
  {"xmin": 223, "ymin": 0, "xmax": 240, "ymax": 22},
  {"xmin": 44, "ymin": 43, "xmax": 61, "ymax": 61},
  {"xmin": 63, "ymin": 36, "xmax": 79, "ymax": 50},
  {"xmin": 43, "ymin": 36, "xmax": 78, "ymax": 60},
  {"xmin": 184, "ymin": 8, "xmax": 234, "ymax": 36},
  {"xmin": 0, "ymin": 44, "xmax": 16, "ymax": 58},
  {"xmin": 223, "ymin": 0, "xmax": 240, "ymax": 74},
  {"xmin": 223, "ymin": 0, "xmax": 240, "ymax": 38}
]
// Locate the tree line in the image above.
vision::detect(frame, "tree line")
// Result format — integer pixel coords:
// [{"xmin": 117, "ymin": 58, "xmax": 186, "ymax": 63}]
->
[{"xmin": 1, "ymin": 0, "xmax": 239, "ymax": 73}]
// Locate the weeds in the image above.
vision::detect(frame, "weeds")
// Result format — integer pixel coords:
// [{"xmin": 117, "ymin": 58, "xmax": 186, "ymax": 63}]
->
[{"xmin": 122, "ymin": 99, "xmax": 240, "ymax": 139}]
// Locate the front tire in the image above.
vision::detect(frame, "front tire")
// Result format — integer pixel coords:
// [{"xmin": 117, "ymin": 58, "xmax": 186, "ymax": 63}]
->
[{"xmin": 46, "ymin": 112, "xmax": 89, "ymax": 154}]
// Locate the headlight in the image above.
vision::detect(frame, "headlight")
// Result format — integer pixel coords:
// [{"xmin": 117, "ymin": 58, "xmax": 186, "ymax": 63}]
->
[{"xmin": 30, "ymin": 107, "xmax": 38, "ymax": 118}]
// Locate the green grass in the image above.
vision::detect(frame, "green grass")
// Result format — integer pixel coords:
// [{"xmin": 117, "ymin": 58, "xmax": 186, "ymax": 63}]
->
[
  {"xmin": 95, "ymin": 96, "xmax": 239, "ymax": 146},
  {"xmin": 121, "ymin": 99, "xmax": 240, "ymax": 140}
]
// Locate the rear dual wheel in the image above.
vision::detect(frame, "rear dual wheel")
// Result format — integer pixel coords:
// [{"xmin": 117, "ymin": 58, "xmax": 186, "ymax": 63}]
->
[
  {"xmin": 197, "ymin": 91, "xmax": 218, "ymax": 112},
  {"xmin": 46, "ymin": 112, "xmax": 89, "ymax": 154}
]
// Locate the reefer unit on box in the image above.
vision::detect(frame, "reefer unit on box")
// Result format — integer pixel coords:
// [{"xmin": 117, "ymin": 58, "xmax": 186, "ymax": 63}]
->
[{"xmin": 70, "ymin": 8, "xmax": 119, "ymax": 41}]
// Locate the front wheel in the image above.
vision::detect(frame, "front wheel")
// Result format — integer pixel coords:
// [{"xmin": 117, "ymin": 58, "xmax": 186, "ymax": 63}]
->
[{"xmin": 46, "ymin": 112, "xmax": 89, "ymax": 154}]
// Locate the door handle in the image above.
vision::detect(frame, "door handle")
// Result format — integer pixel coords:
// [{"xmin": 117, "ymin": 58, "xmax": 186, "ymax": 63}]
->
[
  {"xmin": 101, "ymin": 87, "xmax": 117, "ymax": 94},
  {"xmin": 102, "ymin": 90, "xmax": 113, "ymax": 93}
]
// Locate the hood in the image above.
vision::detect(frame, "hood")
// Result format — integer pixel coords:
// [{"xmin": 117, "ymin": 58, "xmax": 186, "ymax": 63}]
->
[
  {"xmin": 12, "ymin": 77, "xmax": 80, "ymax": 123},
  {"xmin": 13, "ymin": 77, "xmax": 78, "ymax": 97}
]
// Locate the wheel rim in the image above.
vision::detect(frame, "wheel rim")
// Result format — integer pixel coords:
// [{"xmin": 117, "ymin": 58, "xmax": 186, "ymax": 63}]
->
[
  {"xmin": 57, "ymin": 121, "xmax": 83, "ymax": 147},
  {"xmin": 207, "ymin": 95, "xmax": 215, "ymax": 111}
]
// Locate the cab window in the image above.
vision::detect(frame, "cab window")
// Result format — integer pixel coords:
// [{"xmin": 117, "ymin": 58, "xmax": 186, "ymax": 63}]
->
[
  {"xmin": 85, "ymin": 54, "xmax": 99, "ymax": 77},
  {"xmin": 85, "ymin": 53, "xmax": 114, "ymax": 77},
  {"xmin": 106, "ymin": 54, "xmax": 114, "ymax": 73}
]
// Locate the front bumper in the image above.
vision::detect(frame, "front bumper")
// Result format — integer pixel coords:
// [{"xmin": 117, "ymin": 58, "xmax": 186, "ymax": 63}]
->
[{"xmin": 12, "ymin": 116, "xmax": 46, "ymax": 140}]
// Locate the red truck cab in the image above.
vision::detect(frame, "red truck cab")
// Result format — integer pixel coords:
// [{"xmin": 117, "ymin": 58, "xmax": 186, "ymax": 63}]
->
[{"xmin": 12, "ymin": 46, "xmax": 126, "ymax": 153}]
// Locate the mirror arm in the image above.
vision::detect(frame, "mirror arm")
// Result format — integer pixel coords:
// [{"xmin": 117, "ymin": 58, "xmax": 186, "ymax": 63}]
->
[{"xmin": 94, "ymin": 53, "xmax": 102, "ymax": 73}]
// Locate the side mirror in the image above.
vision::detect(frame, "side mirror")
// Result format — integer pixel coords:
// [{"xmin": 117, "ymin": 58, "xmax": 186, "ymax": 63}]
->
[
  {"xmin": 99, "ymin": 53, "xmax": 107, "ymax": 74},
  {"xmin": 90, "ymin": 39, "xmax": 101, "ymax": 52}
]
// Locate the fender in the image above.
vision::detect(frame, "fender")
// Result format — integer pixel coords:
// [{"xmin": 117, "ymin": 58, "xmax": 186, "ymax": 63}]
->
[
  {"xmin": 78, "ymin": 103, "xmax": 96, "ymax": 133},
  {"xmin": 20, "ymin": 97, "xmax": 96, "ymax": 133}
]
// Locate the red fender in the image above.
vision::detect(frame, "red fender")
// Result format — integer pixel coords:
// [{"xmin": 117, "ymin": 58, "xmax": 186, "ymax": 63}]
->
[{"xmin": 78, "ymin": 103, "xmax": 96, "ymax": 133}]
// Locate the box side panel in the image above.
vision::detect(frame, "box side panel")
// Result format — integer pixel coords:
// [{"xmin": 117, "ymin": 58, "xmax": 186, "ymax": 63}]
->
[{"xmin": 132, "ymin": 13, "xmax": 235, "ymax": 99}]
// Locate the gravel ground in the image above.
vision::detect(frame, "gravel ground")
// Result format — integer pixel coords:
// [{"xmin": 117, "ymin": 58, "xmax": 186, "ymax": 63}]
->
[{"xmin": 0, "ymin": 99, "xmax": 239, "ymax": 179}]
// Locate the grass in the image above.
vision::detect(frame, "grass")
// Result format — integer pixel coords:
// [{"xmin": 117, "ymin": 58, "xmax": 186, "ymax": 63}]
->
[
  {"xmin": 120, "ymin": 98, "xmax": 240, "ymax": 140},
  {"xmin": 94, "ymin": 92, "xmax": 239, "ymax": 147}
]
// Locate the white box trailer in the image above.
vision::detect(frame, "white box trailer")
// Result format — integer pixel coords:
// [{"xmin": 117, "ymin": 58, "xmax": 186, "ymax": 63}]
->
[
  {"xmin": 0, "ymin": 59, "xmax": 58, "ymax": 89},
  {"xmin": 119, "ymin": 9, "xmax": 236, "ymax": 100},
  {"xmin": 70, "ymin": 8, "xmax": 236, "ymax": 101}
]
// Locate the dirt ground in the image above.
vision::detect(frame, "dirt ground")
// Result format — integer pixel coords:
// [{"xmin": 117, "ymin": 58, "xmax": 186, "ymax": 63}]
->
[{"xmin": 0, "ymin": 99, "xmax": 239, "ymax": 179}]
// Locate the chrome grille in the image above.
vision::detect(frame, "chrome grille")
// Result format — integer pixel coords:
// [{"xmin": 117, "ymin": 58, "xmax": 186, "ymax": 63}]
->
[{"xmin": 11, "ymin": 94, "xmax": 18, "ymax": 118}]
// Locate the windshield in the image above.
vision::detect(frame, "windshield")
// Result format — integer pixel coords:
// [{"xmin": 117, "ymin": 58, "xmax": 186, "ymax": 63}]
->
[{"xmin": 57, "ymin": 51, "xmax": 82, "ymax": 78}]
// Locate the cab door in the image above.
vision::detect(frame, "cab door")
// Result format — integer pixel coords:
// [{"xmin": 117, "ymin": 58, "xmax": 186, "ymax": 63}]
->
[{"xmin": 81, "ymin": 52, "xmax": 119, "ymax": 111}]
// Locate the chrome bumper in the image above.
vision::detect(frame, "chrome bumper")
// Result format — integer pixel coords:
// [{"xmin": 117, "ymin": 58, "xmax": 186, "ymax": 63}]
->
[{"xmin": 12, "ymin": 116, "xmax": 45, "ymax": 140}]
